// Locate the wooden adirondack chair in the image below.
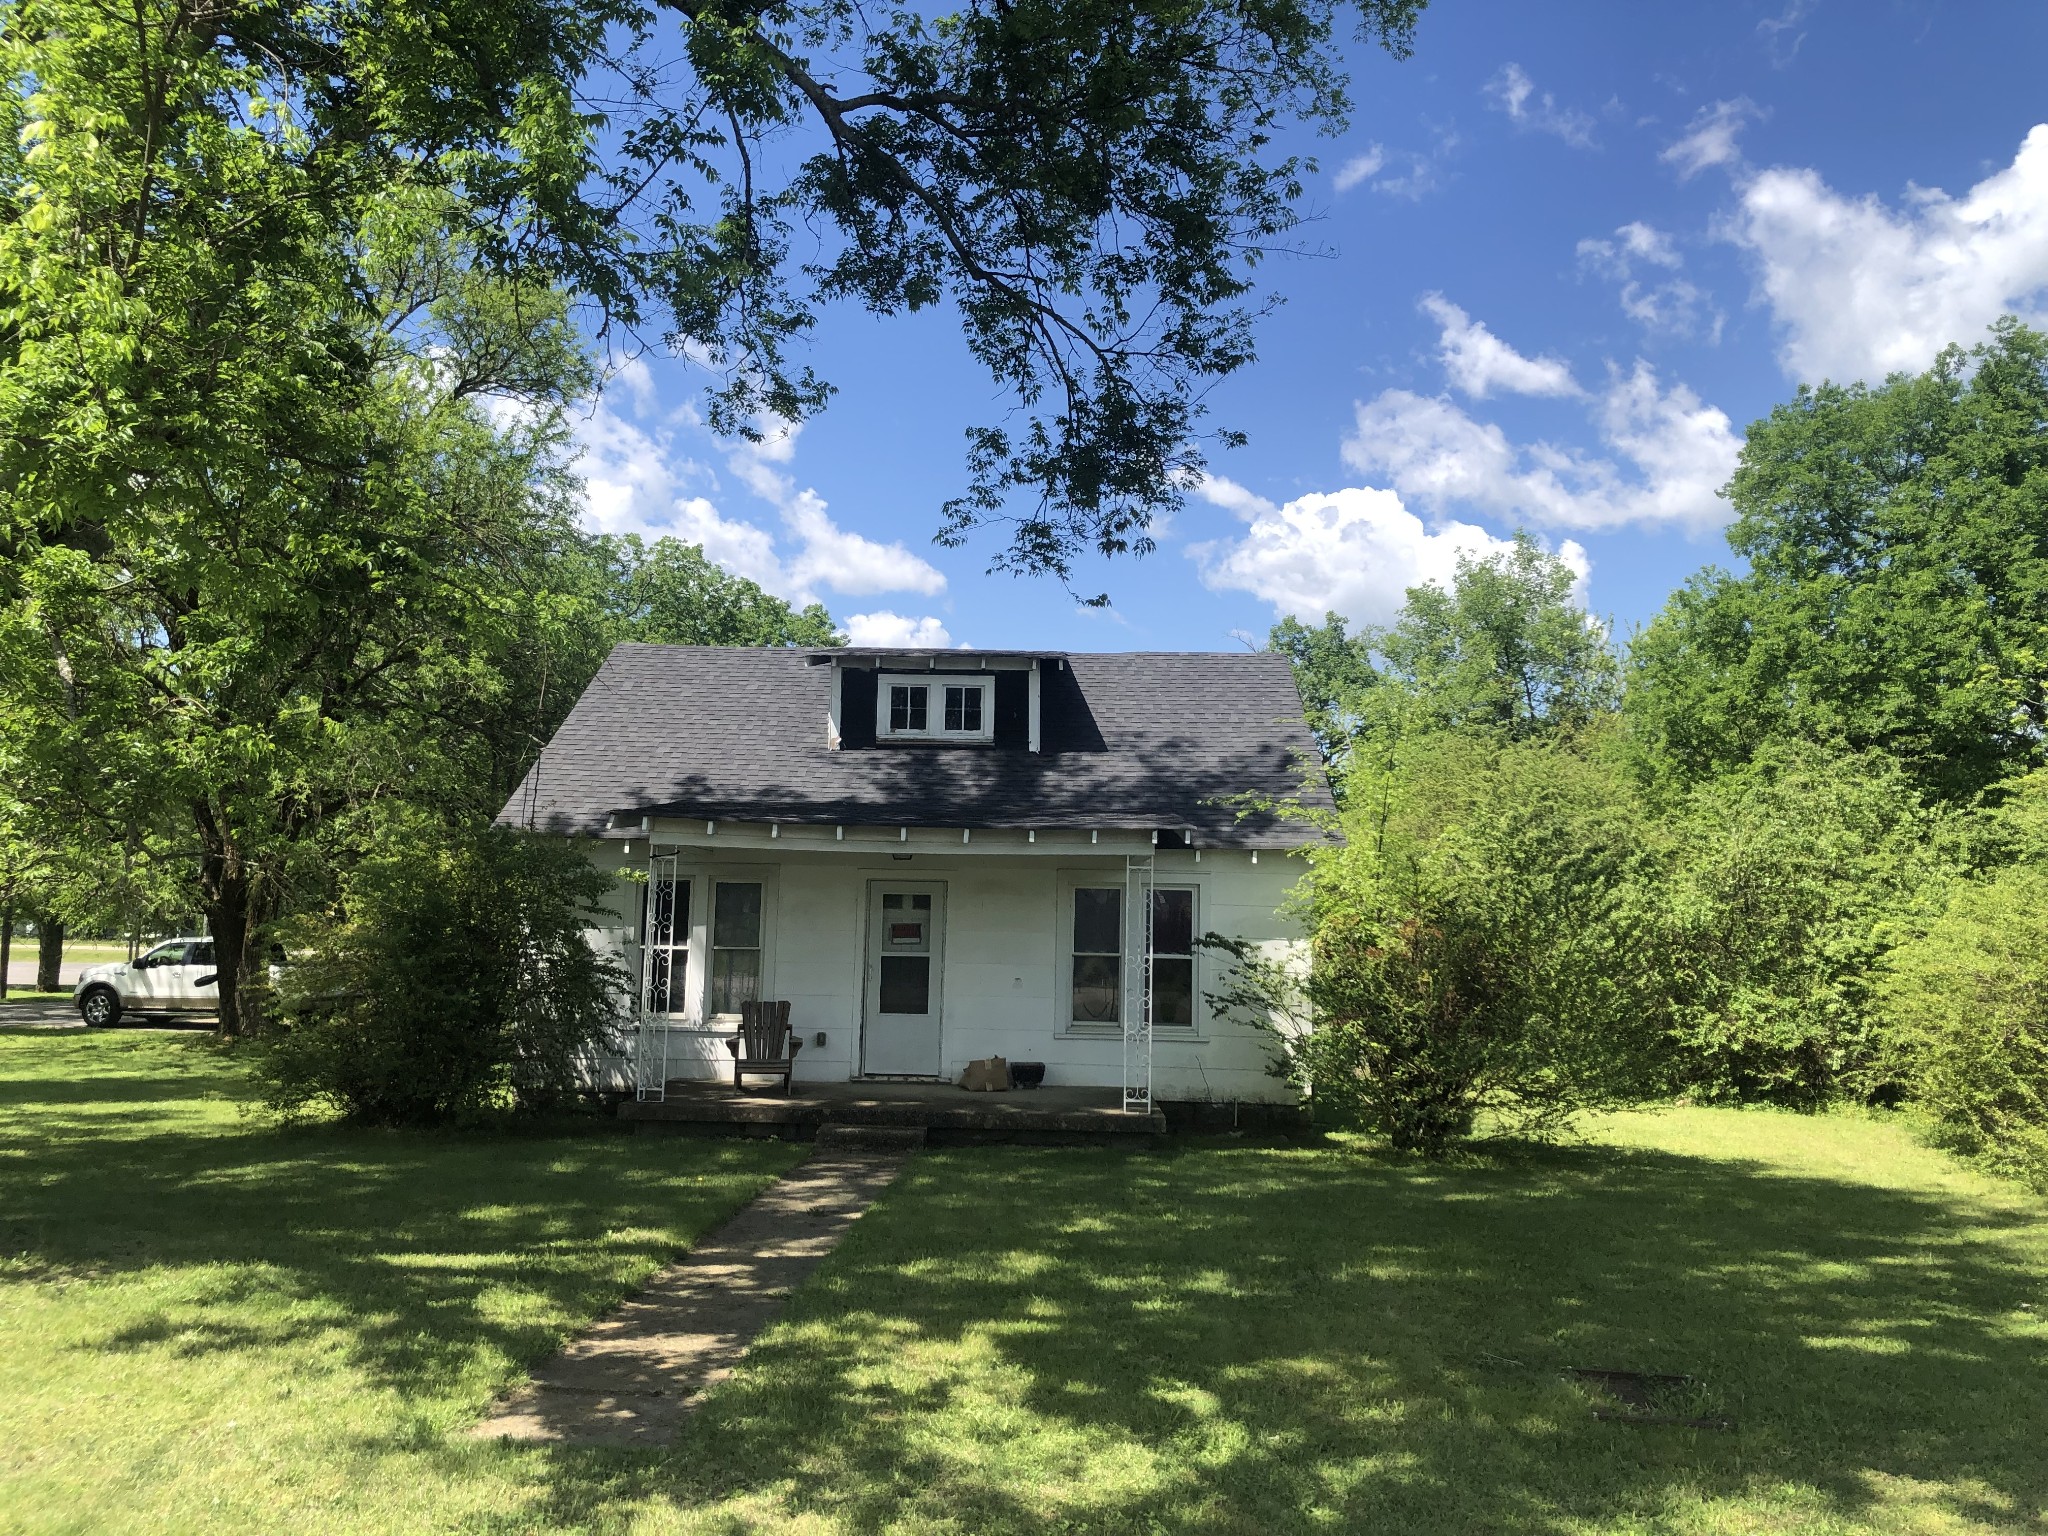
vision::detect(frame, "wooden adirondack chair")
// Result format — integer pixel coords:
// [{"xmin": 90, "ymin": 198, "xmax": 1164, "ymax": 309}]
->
[{"xmin": 727, "ymin": 1000, "xmax": 802, "ymax": 1093}]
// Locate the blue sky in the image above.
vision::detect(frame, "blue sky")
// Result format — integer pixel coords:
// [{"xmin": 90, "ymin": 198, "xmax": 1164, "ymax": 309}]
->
[{"xmin": 573, "ymin": 0, "xmax": 2048, "ymax": 652}]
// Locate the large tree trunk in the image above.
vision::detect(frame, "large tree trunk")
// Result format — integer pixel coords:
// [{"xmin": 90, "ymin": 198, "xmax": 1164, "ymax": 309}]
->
[
  {"xmin": 195, "ymin": 802, "xmax": 268, "ymax": 1038},
  {"xmin": 0, "ymin": 903, "xmax": 13, "ymax": 1000},
  {"xmin": 36, "ymin": 917, "xmax": 63, "ymax": 993}
]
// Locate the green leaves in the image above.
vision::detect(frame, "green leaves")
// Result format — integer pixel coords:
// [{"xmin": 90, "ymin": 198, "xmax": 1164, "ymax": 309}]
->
[{"xmin": 1628, "ymin": 320, "xmax": 2048, "ymax": 803}]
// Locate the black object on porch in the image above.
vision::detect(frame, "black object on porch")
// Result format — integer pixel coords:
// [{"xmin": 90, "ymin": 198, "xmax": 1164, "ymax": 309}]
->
[{"xmin": 726, "ymin": 1000, "xmax": 801, "ymax": 1094}]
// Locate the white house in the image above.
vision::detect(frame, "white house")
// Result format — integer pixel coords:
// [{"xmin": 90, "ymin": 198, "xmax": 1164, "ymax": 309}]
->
[{"xmin": 500, "ymin": 645, "xmax": 1333, "ymax": 1110}]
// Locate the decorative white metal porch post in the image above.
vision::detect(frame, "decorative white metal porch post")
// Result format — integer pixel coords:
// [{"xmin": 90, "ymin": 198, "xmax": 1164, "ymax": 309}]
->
[{"xmin": 1122, "ymin": 853, "xmax": 1154, "ymax": 1113}]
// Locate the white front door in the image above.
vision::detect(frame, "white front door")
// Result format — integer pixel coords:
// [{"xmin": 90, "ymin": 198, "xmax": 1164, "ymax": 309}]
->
[{"xmin": 861, "ymin": 882, "xmax": 945, "ymax": 1077}]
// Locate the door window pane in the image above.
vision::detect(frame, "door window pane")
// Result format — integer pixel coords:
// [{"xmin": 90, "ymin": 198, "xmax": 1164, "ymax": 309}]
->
[
  {"xmin": 878, "ymin": 956, "xmax": 931, "ymax": 1013},
  {"xmin": 188, "ymin": 942, "xmax": 215, "ymax": 968},
  {"xmin": 711, "ymin": 881, "xmax": 763, "ymax": 1014},
  {"xmin": 1071, "ymin": 887, "xmax": 1122, "ymax": 1023},
  {"xmin": 889, "ymin": 684, "xmax": 928, "ymax": 732}
]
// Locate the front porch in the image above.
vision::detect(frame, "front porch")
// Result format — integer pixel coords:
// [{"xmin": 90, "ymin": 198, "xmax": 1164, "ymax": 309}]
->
[{"xmin": 619, "ymin": 1077, "xmax": 1167, "ymax": 1144}]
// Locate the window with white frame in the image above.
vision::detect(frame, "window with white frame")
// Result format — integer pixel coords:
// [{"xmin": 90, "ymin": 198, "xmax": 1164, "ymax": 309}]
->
[
  {"xmin": 1066, "ymin": 883, "xmax": 1198, "ymax": 1027},
  {"xmin": 710, "ymin": 880, "xmax": 764, "ymax": 1015},
  {"xmin": 644, "ymin": 863, "xmax": 690, "ymax": 1016},
  {"xmin": 877, "ymin": 673, "xmax": 995, "ymax": 743}
]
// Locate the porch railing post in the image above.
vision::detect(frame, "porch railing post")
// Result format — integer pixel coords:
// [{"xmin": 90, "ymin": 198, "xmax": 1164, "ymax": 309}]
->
[{"xmin": 1123, "ymin": 853, "xmax": 1154, "ymax": 1113}]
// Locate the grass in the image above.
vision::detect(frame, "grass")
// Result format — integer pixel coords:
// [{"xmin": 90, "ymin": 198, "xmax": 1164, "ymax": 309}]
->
[
  {"xmin": 0, "ymin": 1031, "xmax": 805, "ymax": 1533},
  {"xmin": 3, "ymin": 1033, "xmax": 2045, "ymax": 1533}
]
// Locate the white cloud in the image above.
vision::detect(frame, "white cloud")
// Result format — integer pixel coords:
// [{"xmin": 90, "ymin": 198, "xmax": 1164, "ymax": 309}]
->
[
  {"xmin": 1421, "ymin": 293, "xmax": 1581, "ymax": 399},
  {"xmin": 1576, "ymin": 222, "xmax": 1719, "ymax": 340},
  {"xmin": 1341, "ymin": 361, "xmax": 1739, "ymax": 533},
  {"xmin": 1616, "ymin": 221, "xmax": 1682, "ymax": 269},
  {"xmin": 1190, "ymin": 480, "xmax": 1589, "ymax": 625},
  {"xmin": 1661, "ymin": 99, "xmax": 1763, "ymax": 180},
  {"xmin": 1725, "ymin": 124, "xmax": 2048, "ymax": 385},
  {"xmin": 843, "ymin": 611, "xmax": 954, "ymax": 648},
  {"xmin": 570, "ymin": 387, "xmax": 950, "ymax": 640},
  {"xmin": 1757, "ymin": 0, "xmax": 1817, "ymax": 68},
  {"xmin": 725, "ymin": 421, "xmax": 947, "ymax": 598},
  {"xmin": 1333, "ymin": 145, "xmax": 1386, "ymax": 193},
  {"xmin": 1484, "ymin": 64, "xmax": 1598, "ymax": 149},
  {"xmin": 1344, "ymin": 127, "xmax": 1460, "ymax": 201}
]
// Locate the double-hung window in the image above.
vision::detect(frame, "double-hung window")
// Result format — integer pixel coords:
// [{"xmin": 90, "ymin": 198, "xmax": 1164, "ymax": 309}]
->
[
  {"xmin": 1067, "ymin": 884, "xmax": 1198, "ymax": 1028},
  {"xmin": 645, "ymin": 861, "xmax": 690, "ymax": 1016},
  {"xmin": 878, "ymin": 673, "xmax": 994, "ymax": 743},
  {"xmin": 710, "ymin": 880, "xmax": 764, "ymax": 1016}
]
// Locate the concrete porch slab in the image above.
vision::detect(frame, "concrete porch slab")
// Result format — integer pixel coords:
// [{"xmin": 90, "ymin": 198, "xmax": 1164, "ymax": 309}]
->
[{"xmin": 619, "ymin": 1077, "xmax": 1167, "ymax": 1142}]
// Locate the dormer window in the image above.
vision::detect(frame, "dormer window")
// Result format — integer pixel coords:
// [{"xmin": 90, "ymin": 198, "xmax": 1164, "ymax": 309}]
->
[{"xmin": 877, "ymin": 673, "xmax": 995, "ymax": 743}]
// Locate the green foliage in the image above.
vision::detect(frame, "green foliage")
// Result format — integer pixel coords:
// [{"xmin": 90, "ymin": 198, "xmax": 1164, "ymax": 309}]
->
[
  {"xmin": 1246, "ymin": 544, "xmax": 1647, "ymax": 1152},
  {"xmin": 255, "ymin": 825, "xmax": 629, "ymax": 1125},
  {"xmin": 0, "ymin": 0, "xmax": 1438, "ymax": 589},
  {"xmin": 1628, "ymin": 320, "xmax": 2048, "ymax": 803},
  {"xmin": 1267, "ymin": 611, "xmax": 1379, "ymax": 780},
  {"xmin": 1872, "ymin": 772, "xmax": 2048, "ymax": 1187},
  {"xmin": 1270, "ymin": 535, "xmax": 1616, "ymax": 800},
  {"xmin": 1647, "ymin": 746, "xmax": 1954, "ymax": 1107},
  {"xmin": 1221, "ymin": 730, "xmax": 1660, "ymax": 1152},
  {"xmin": 596, "ymin": 536, "xmax": 842, "ymax": 649},
  {"xmin": 1376, "ymin": 534, "xmax": 1618, "ymax": 739}
]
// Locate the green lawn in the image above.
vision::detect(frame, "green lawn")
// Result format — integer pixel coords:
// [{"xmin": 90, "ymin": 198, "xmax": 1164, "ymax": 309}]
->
[
  {"xmin": 0, "ymin": 1031, "xmax": 805, "ymax": 1533},
  {"xmin": 3, "ymin": 1032, "xmax": 2045, "ymax": 1534}
]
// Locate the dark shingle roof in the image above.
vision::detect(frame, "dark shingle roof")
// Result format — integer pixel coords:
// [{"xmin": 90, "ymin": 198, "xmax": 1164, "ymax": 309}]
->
[{"xmin": 499, "ymin": 646, "xmax": 1335, "ymax": 848}]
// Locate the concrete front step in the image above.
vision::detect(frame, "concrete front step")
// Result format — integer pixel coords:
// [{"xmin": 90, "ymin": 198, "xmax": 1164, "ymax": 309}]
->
[
  {"xmin": 814, "ymin": 1122, "xmax": 928, "ymax": 1152},
  {"xmin": 621, "ymin": 1078, "xmax": 1168, "ymax": 1144}
]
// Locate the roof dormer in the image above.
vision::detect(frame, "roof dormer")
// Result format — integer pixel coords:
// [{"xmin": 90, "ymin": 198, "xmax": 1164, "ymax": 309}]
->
[
  {"xmin": 811, "ymin": 648, "xmax": 1059, "ymax": 752},
  {"xmin": 877, "ymin": 672, "xmax": 994, "ymax": 744}
]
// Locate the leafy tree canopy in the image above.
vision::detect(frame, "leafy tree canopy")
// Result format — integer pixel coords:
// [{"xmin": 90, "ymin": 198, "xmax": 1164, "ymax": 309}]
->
[
  {"xmin": 0, "ymin": 0, "xmax": 1431, "ymax": 592},
  {"xmin": 596, "ymin": 536, "xmax": 841, "ymax": 648},
  {"xmin": 1377, "ymin": 535, "xmax": 1617, "ymax": 739},
  {"xmin": 1271, "ymin": 534, "xmax": 1615, "ymax": 798},
  {"xmin": 1628, "ymin": 320, "xmax": 2048, "ymax": 803}
]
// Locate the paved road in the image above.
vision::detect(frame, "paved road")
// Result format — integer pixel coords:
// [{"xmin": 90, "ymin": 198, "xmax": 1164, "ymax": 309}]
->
[
  {"xmin": 0, "ymin": 996, "xmax": 84, "ymax": 1029},
  {"xmin": 0, "ymin": 996, "xmax": 217, "ymax": 1031},
  {"xmin": 5, "ymin": 957, "xmax": 102, "ymax": 989}
]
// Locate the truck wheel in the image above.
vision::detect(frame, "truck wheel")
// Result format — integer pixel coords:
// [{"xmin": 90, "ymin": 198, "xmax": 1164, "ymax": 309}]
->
[{"xmin": 79, "ymin": 986, "xmax": 121, "ymax": 1028}]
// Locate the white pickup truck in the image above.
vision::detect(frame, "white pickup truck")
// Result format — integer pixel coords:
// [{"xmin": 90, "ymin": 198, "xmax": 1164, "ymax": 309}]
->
[{"xmin": 73, "ymin": 939, "xmax": 220, "ymax": 1026}]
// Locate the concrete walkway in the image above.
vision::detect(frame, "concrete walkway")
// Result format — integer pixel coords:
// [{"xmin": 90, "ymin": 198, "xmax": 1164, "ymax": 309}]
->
[{"xmin": 471, "ymin": 1145, "xmax": 914, "ymax": 1447}]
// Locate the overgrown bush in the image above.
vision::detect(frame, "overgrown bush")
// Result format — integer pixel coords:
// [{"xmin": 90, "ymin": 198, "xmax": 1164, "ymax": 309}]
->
[
  {"xmin": 1871, "ymin": 773, "xmax": 2048, "ymax": 1186},
  {"xmin": 1648, "ymin": 745, "xmax": 1954, "ymax": 1107},
  {"xmin": 254, "ymin": 826, "xmax": 628, "ymax": 1125},
  {"xmin": 1217, "ymin": 730, "xmax": 1663, "ymax": 1152}
]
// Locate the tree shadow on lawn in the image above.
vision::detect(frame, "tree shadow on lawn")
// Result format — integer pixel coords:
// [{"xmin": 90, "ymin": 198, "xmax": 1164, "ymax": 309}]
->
[
  {"xmin": 497, "ymin": 1137, "xmax": 2048, "ymax": 1535},
  {"xmin": 0, "ymin": 1060, "xmax": 804, "ymax": 1423}
]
